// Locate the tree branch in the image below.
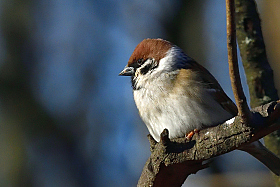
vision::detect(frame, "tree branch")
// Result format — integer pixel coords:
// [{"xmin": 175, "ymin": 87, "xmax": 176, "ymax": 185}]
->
[
  {"xmin": 137, "ymin": 101, "xmax": 280, "ymax": 187},
  {"xmin": 226, "ymin": 0, "xmax": 251, "ymax": 124},
  {"xmin": 137, "ymin": 1, "xmax": 280, "ymax": 186},
  {"xmin": 235, "ymin": 0, "xmax": 279, "ymax": 108},
  {"xmin": 235, "ymin": 0, "xmax": 280, "ymax": 184}
]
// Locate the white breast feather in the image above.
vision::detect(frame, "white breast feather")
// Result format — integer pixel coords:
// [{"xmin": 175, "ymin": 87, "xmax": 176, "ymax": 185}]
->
[{"xmin": 133, "ymin": 48, "xmax": 233, "ymax": 142}]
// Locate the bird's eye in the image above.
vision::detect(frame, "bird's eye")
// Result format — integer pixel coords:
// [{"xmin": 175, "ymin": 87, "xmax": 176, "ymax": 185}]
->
[{"xmin": 137, "ymin": 58, "xmax": 144, "ymax": 65}]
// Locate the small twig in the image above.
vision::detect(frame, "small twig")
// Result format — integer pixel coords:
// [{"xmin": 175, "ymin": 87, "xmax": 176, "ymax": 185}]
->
[
  {"xmin": 235, "ymin": 1, "xmax": 280, "ymax": 183},
  {"xmin": 226, "ymin": 0, "xmax": 251, "ymax": 124}
]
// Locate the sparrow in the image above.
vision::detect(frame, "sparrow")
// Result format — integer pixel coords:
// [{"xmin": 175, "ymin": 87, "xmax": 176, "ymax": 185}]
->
[{"xmin": 119, "ymin": 38, "xmax": 280, "ymax": 175}]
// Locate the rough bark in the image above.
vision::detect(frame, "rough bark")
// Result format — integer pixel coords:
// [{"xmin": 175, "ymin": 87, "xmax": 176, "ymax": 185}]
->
[
  {"xmin": 235, "ymin": 0, "xmax": 280, "ymax": 185},
  {"xmin": 137, "ymin": 101, "xmax": 280, "ymax": 187},
  {"xmin": 137, "ymin": 1, "xmax": 280, "ymax": 186}
]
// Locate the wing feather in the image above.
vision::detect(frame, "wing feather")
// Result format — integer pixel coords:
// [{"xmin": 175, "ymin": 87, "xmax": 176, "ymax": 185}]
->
[{"xmin": 183, "ymin": 60, "xmax": 238, "ymax": 116}]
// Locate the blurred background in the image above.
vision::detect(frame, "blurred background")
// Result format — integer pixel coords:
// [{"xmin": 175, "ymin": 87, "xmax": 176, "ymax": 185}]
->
[{"xmin": 0, "ymin": 0, "xmax": 280, "ymax": 186}]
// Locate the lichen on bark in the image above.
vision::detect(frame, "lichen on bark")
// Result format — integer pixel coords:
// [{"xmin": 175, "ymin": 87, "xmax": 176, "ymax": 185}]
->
[{"xmin": 235, "ymin": 0, "xmax": 280, "ymax": 184}]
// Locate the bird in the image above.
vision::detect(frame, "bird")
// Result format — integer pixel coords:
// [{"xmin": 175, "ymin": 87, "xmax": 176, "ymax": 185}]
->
[{"xmin": 119, "ymin": 38, "xmax": 280, "ymax": 175}]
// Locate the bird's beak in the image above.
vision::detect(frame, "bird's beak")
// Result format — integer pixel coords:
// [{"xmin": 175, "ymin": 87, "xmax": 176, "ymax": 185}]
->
[{"xmin": 119, "ymin": 66, "xmax": 134, "ymax": 76}]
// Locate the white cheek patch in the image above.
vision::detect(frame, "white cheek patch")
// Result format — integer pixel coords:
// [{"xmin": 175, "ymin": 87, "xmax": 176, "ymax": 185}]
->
[
  {"xmin": 135, "ymin": 68, "xmax": 141, "ymax": 77},
  {"xmin": 157, "ymin": 46, "xmax": 193, "ymax": 72},
  {"xmin": 137, "ymin": 58, "xmax": 156, "ymax": 75},
  {"xmin": 157, "ymin": 48, "xmax": 178, "ymax": 72}
]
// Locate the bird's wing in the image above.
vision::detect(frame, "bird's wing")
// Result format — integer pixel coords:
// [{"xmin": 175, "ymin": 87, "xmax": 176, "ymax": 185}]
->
[{"xmin": 184, "ymin": 60, "xmax": 238, "ymax": 116}]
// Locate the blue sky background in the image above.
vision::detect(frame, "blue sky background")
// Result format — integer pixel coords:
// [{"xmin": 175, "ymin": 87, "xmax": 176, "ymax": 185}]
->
[{"xmin": 0, "ymin": 0, "xmax": 276, "ymax": 186}]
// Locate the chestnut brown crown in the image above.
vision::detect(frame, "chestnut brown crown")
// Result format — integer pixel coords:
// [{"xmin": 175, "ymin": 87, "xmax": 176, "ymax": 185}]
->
[
  {"xmin": 119, "ymin": 38, "xmax": 174, "ymax": 76},
  {"xmin": 127, "ymin": 38, "xmax": 173, "ymax": 67}
]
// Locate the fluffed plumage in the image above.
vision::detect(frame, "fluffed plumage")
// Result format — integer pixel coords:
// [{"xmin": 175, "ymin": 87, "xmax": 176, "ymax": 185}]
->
[{"xmin": 119, "ymin": 38, "xmax": 280, "ymax": 175}]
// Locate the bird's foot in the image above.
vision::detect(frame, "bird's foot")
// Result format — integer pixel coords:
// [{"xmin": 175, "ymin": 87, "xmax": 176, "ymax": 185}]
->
[{"xmin": 185, "ymin": 129, "xmax": 199, "ymax": 141}]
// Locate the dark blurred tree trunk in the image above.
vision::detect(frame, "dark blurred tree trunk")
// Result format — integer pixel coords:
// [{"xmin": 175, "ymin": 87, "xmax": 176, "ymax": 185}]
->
[
  {"xmin": 0, "ymin": 0, "xmax": 75, "ymax": 186},
  {"xmin": 235, "ymin": 0, "xmax": 280, "ymax": 186},
  {"xmin": 0, "ymin": 1, "xmax": 34, "ymax": 186},
  {"xmin": 167, "ymin": 0, "xmax": 207, "ymax": 65}
]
